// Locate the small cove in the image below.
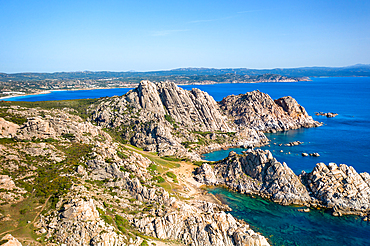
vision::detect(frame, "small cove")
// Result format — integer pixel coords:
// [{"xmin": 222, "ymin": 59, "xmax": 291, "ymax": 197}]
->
[{"xmin": 208, "ymin": 187, "xmax": 370, "ymax": 246}]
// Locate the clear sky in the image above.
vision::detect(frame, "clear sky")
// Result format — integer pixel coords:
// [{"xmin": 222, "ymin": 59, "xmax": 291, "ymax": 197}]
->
[{"xmin": 1, "ymin": 0, "xmax": 369, "ymax": 73}]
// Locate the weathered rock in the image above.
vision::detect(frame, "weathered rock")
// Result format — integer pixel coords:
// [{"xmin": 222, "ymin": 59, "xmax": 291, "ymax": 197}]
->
[
  {"xmin": 301, "ymin": 162, "xmax": 370, "ymax": 215},
  {"xmin": 315, "ymin": 112, "xmax": 338, "ymax": 118},
  {"xmin": 89, "ymin": 80, "xmax": 245, "ymax": 158},
  {"xmin": 285, "ymin": 141, "xmax": 303, "ymax": 146},
  {"xmin": 0, "ymin": 175, "xmax": 17, "ymax": 190},
  {"xmin": 0, "ymin": 118, "xmax": 19, "ymax": 138},
  {"xmin": 195, "ymin": 149, "xmax": 312, "ymax": 206},
  {"xmin": 0, "ymin": 234, "xmax": 22, "ymax": 246},
  {"xmin": 196, "ymin": 150, "xmax": 370, "ymax": 216},
  {"xmin": 42, "ymin": 186, "xmax": 127, "ymax": 246},
  {"xmin": 134, "ymin": 202, "xmax": 270, "ymax": 246},
  {"xmin": 15, "ymin": 114, "xmax": 108, "ymax": 144},
  {"xmin": 219, "ymin": 90, "xmax": 322, "ymax": 133}
]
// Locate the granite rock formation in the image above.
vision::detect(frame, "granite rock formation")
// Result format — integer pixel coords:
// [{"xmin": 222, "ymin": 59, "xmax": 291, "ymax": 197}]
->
[
  {"xmin": 90, "ymin": 81, "xmax": 321, "ymax": 158},
  {"xmin": 195, "ymin": 150, "xmax": 312, "ymax": 206},
  {"xmin": 301, "ymin": 162, "xmax": 370, "ymax": 216},
  {"xmin": 195, "ymin": 150, "xmax": 370, "ymax": 216},
  {"xmin": 0, "ymin": 105, "xmax": 270, "ymax": 246},
  {"xmin": 89, "ymin": 80, "xmax": 238, "ymax": 158},
  {"xmin": 219, "ymin": 90, "xmax": 322, "ymax": 133}
]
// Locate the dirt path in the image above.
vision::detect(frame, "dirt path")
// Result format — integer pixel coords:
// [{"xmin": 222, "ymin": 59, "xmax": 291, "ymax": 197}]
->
[
  {"xmin": 32, "ymin": 195, "xmax": 51, "ymax": 224},
  {"xmin": 0, "ymin": 195, "xmax": 51, "ymax": 238},
  {"xmin": 124, "ymin": 144, "xmax": 221, "ymax": 204}
]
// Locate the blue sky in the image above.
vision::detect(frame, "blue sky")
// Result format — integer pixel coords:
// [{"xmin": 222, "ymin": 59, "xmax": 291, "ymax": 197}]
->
[{"xmin": 0, "ymin": 0, "xmax": 369, "ymax": 73}]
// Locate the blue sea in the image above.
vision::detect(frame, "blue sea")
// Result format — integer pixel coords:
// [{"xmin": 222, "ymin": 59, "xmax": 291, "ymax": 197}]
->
[{"xmin": 5, "ymin": 77, "xmax": 370, "ymax": 245}]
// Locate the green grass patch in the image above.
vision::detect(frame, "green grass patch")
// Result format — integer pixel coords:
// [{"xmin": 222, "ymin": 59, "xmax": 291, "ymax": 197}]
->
[
  {"xmin": 165, "ymin": 172, "xmax": 178, "ymax": 183},
  {"xmin": 0, "ymin": 196, "xmax": 41, "ymax": 238},
  {"xmin": 151, "ymin": 176, "xmax": 165, "ymax": 183}
]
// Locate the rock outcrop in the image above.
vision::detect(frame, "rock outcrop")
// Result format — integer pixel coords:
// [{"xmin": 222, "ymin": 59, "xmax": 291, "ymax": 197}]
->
[
  {"xmin": 301, "ymin": 162, "xmax": 370, "ymax": 216},
  {"xmin": 0, "ymin": 105, "xmax": 269, "ymax": 246},
  {"xmin": 196, "ymin": 150, "xmax": 370, "ymax": 216},
  {"xmin": 195, "ymin": 150, "xmax": 311, "ymax": 205},
  {"xmin": 0, "ymin": 234, "xmax": 22, "ymax": 246},
  {"xmin": 0, "ymin": 118, "xmax": 19, "ymax": 138},
  {"xmin": 90, "ymin": 81, "xmax": 320, "ymax": 158},
  {"xmin": 89, "ymin": 80, "xmax": 243, "ymax": 158},
  {"xmin": 219, "ymin": 90, "xmax": 322, "ymax": 133},
  {"xmin": 315, "ymin": 112, "xmax": 338, "ymax": 118},
  {"xmin": 135, "ymin": 208, "xmax": 269, "ymax": 246}
]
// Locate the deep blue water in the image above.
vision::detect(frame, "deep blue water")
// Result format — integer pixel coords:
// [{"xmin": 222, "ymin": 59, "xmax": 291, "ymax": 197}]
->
[
  {"xmin": 194, "ymin": 78, "xmax": 370, "ymax": 174},
  {"xmin": 4, "ymin": 77, "xmax": 370, "ymax": 246},
  {"xmin": 4, "ymin": 87, "xmax": 133, "ymax": 101}
]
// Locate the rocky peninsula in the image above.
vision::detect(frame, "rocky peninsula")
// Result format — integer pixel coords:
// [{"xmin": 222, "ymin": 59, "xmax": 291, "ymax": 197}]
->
[{"xmin": 195, "ymin": 150, "xmax": 370, "ymax": 217}]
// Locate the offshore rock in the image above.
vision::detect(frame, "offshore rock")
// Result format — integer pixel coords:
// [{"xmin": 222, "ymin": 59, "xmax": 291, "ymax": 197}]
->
[
  {"xmin": 219, "ymin": 90, "xmax": 322, "ymax": 133},
  {"xmin": 195, "ymin": 149, "xmax": 311, "ymax": 206},
  {"xmin": 315, "ymin": 112, "xmax": 338, "ymax": 118}
]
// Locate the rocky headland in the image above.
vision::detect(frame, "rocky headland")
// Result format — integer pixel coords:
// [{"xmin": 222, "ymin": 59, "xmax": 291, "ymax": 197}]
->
[
  {"xmin": 219, "ymin": 90, "xmax": 321, "ymax": 133},
  {"xmin": 89, "ymin": 80, "xmax": 321, "ymax": 159},
  {"xmin": 195, "ymin": 150, "xmax": 370, "ymax": 217}
]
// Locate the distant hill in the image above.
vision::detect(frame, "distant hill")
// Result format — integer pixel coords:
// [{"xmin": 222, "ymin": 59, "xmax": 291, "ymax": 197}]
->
[
  {"xmin": 168, "ymin": 64, "xmax": 370, "ymax": 77},
  {"xmin": 1, "ymin": 64, "xmax": 369, "ymax": 82}
]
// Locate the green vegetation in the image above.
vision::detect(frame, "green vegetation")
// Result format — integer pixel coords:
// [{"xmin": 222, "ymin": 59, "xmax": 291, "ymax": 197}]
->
[
  {"xmin": 103, "ymin": 128, "xmax": 129, "ymax": 144},
  {"xmin": 97, "ymin": 207, "xmax": 114, "ymax": 225},
  {"xmin": 165, "ymin": 172, "xmax": 178, "ymax": 183},
  {"xmin": 151, "ymin": 176, "xmax": 165, "ymax": 183},
  {"xmin": 193, "ymin": 161, "xmax": 204, "ymax": 167},
  {"xmin": 61, "ymin": 133, "xmax": 76, "ymax": 141},
  {"xmin": 140, "ymin": 240, "xmax": 149, "ymax": 246},
  {"xmin": 160, "ymin": 156, "xmax": 187, "ymax": 162},
  {"xmin": 164, "ymin": 114, "xmax": 178, "ymax": 128},
  {"xmin": 0, "ymin": 99, "xmax": 98, "ymax": 120}
]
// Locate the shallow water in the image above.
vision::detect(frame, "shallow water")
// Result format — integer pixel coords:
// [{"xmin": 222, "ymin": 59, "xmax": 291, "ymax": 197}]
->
[{"xmin": 208, "ymin": 187, "xmax": 370, "ymax": 246}]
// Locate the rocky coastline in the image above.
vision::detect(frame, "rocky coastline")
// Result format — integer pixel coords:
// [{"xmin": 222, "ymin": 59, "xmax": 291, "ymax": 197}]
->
[
  {"xmin": 0, "ymin": 80, "xmax": 353, "ymax": 246},
  {"xmin": 195, "ymin": 150, "xmax": 370, "ymax": 218}
]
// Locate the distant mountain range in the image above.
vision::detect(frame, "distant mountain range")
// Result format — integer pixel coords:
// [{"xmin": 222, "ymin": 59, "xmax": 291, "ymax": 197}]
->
[{"xmin": 1, "ymin": 64, "xmax": 370, "ymax": 81}]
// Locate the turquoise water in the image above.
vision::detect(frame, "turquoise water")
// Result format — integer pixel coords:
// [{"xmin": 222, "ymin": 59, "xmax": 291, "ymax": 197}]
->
[
  {"xmin": 5, "ymin": 77, "xmax": 370, "ymax": 245},
  {"xmin": 208, "ymin": 187, "xmax": 370, "ymax": 246}
]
